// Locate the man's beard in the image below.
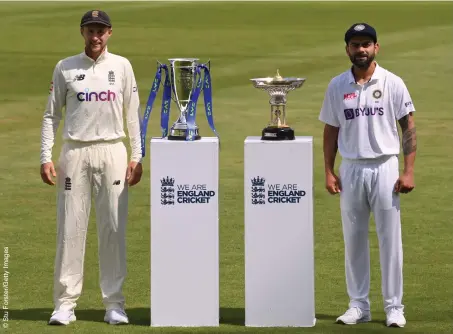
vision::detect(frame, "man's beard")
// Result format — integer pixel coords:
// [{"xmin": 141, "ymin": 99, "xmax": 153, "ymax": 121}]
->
[{"xmin": 350, "ymin": 53, "xmax": 375, "ymax": 69}]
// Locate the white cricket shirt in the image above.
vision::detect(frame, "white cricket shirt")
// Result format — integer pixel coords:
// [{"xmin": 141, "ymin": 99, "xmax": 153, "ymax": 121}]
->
[
  {"xmin": 40, "ymin": 47, "xmax": 142, "ymax": 164},
  {"xmin": 319, "ymin": 63, "xmax": 415, "ymax": 160}
]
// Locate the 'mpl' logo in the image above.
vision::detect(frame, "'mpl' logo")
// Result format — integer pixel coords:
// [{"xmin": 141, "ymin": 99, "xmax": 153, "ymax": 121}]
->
[{"xmin": 77, "ymin": 88, "xmax": 116, "ymax": 102}]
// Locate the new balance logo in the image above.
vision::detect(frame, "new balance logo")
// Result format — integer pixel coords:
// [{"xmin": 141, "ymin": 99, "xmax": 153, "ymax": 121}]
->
[
  {"xmin": 113, "ymin": 180, "xmax": 121, "ymax": 185},
  {"xmin": 73, "ymin": 74, "xmax": 85, "ymax": 81},
  {"xmin": 65, "ymin": 177, "xmax": 72, "ymax": 190}
]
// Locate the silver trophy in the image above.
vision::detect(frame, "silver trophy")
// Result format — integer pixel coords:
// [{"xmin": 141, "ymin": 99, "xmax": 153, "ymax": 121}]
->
[
  {"xmin": 167, "ymin": 58, "xmax": 202, "ymax": 140},
  {"xmin": 251, "ymin": 70, "xmax": 306, "ymax": 140}
]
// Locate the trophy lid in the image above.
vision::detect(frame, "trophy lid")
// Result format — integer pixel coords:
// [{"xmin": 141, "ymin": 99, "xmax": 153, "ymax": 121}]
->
[
  {"xmin": 251, "ymin": 69, "xmax": 306, "ymax": 87},
  {"xmin": 168, "ymin": 58, "xmax": 199, "ymax": 62},
  {"xmin": 273, "ymin": 69, "xmax": 284, "ymax": 81}
]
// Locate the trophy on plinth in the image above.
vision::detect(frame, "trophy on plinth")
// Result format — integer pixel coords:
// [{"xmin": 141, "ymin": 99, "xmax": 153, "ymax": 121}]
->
[
  {"xmin": 251, "ymin": 70, "xmax": 306, "ymax": 140},
  {"xmin": 140, "ymin": 58, "xmax": 219, "ymax": 157},
  {"xmin": 167, "ymin": 58, "xmax": 202, "ymax": 140}
]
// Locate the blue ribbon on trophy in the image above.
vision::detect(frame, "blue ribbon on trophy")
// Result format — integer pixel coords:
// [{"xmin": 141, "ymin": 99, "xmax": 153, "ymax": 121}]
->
[
  {"xmin": 140, "ymin": 63, "xmax": 171, "ymax": 157},
  {"xmin": 140, "ymin": 59, "xmax": 219, "ymax": 157},
  {"xmin": 185, "ymin": 63, "xmax": 219, "ymax": 142}
]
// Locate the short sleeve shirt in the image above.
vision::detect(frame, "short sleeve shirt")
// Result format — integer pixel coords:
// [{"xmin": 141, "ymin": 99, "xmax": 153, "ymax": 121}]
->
[{"xmin": 319, "ymin": 63, "xmax": 415, "ymax": 159}]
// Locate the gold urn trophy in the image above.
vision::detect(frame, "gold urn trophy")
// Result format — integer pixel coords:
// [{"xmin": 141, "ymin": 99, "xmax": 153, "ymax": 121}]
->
[{"xmin": 251, "ymin": 70, "xmax": 306, "ymax": 140}]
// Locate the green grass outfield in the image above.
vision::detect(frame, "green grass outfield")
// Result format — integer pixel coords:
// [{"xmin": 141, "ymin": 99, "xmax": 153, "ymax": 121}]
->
[{"xmin": 1, "ymin": 1, "xmax": 452, "ymax": 333}]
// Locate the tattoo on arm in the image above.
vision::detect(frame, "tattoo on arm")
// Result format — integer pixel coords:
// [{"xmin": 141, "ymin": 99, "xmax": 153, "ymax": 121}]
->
[{"xmin": 398, "ymin": 114, "xmax": 417, "ymax": 155}]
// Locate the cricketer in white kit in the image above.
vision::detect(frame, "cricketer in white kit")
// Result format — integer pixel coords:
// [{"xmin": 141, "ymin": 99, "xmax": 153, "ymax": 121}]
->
[
  {"xmin": 40, "ymin": 10, "xmax": 143, "ymax": 326},
  {"xmin": 319, "ymin": 23, "xmax": 417, "ymax": 328}
]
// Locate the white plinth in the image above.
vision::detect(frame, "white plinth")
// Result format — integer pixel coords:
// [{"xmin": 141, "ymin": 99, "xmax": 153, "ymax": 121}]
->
[
  {"xmin": 150, "ymin": 137, "xmax": 219, "ymax": 327},
  {"xmin": 244, "ymin": 136, "xmax": 316, "ymax": 327}
]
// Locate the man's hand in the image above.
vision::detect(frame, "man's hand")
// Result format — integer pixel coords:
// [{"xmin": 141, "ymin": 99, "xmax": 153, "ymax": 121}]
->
[
  {"xmin": 325, "ymin": 172, "xmax": 342, "ymax": 195},
  {"xmin": 126, "ymin": 161, "xmax": 143, "ymax": 186},
  {"xmin": 40, "ymin": 162, "xmax": 56, "ymax": 185},
  {"xmin": 394, "ymin": 172, "xmax": 415, "ymax": 194}
]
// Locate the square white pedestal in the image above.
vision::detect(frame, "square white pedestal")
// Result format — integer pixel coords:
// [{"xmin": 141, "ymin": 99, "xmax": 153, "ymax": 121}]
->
[
  {"xmin": 150, "ymin": 137, "xmax": 219, "ymax": 327},
  {"xmin": 244, "ymin": 136, "xmax": 316, "ymax": 327}
]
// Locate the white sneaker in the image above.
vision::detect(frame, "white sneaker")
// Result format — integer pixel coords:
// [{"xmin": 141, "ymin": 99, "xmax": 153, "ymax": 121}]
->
[
  {"xmin": 386, "ymin": 308, "xmax": 406, "ymax": 327},
  {"xmin": 104, "ymin": 308, "xmax": 129, "ymax": 325},
  {"xmin": 48, "ymin": 310, "xmax": 76, "ymax": 325},
  {"xmin": 336, "ymin": 307, "xmax": 371, "ymax": 325}
]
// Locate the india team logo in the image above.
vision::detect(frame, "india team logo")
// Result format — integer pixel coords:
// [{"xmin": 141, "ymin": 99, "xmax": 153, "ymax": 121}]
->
[{"xmin": 372, "ymin": 89, "xmax": 382, "ymax": 99}]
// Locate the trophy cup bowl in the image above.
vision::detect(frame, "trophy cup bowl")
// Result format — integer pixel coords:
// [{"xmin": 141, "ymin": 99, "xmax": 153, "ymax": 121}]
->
[
  {"xmin": 168, "ymin": 58, "xmax": 201, "ymax": 140},
  {"xmin": 251, "ymin": 70, "xmax": 305, "ymax": 140}
]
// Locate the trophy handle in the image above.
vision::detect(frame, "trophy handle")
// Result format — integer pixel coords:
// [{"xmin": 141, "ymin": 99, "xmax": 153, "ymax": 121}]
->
[
  {"xmin": 198, "ymin": 59, "xmax": 211, "ymax": 92},
  {"xmin": 156, "ymin": 60, "xmax": 168, "ymax": 88},
  {"xmin": 155, "ymin": 60, "xmax": 180, "ymax": 110}
]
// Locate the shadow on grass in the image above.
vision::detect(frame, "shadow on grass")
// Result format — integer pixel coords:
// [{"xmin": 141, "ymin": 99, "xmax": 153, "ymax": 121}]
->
[
  {"xmin": 9, "ymin": 308, "xmax": 385, "ymax": 327},
  {"xmin": 9, "ymin": 308, "xmax": 148, "ymax": 325},
  {"xmin": 9, "ymin": 307, "xmax": 244, "ymax": 326},
  {"xmin": 316, "ymin": 313, "xmax": 386, "ymax": 326}
]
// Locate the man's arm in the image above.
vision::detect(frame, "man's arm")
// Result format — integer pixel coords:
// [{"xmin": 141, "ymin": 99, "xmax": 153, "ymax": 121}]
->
[
  {"xmin": 393, "ymin": 76, "xmax": 417, "ymax": 193},
  {"xmin": 40, "ymin": 61, "xmax": 66, "ymax": 185},
  {"xmin": 41, "ymin": 61, "xmax": 66, "ymax": 165},
  {"xmin": 319, "ymin": 80, "xmax": 340, "ymax": 175},
  {"xmin": 123, "ymin": 59, "xmax": 142, "ymax": 163},
  {"xmin": 323, "ymin": 124, "xmax": 339, "ymax": 175},
  {"xmin": 123, "ymin": 59, "xmax": 143, "ymax": 186},
  {"xmin": 319, "ymin": 80, "xmax": 342, "ymax": 194},
  {"xmin": 398, "ymin": 112, "xmax": 417, "ymax": 174}
]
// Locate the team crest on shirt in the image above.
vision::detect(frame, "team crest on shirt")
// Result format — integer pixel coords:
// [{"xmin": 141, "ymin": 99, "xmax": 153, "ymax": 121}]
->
[
  {"xmin": 108, "ymin": 71, "xmax": 115, "ymax": 85},
  {"xmin": 372, "ymin": 89, "xmax": 382, "ymax": 99}
]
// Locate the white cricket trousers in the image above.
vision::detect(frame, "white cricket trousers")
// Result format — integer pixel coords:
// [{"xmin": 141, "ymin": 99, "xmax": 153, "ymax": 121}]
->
[
  {"xmin": 53, "ymin": 139, "xmax": 128, "ymax": 312},
  {"xmin": 339, "ymin": 154, "xmax": 403, "ymax": 313}
]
